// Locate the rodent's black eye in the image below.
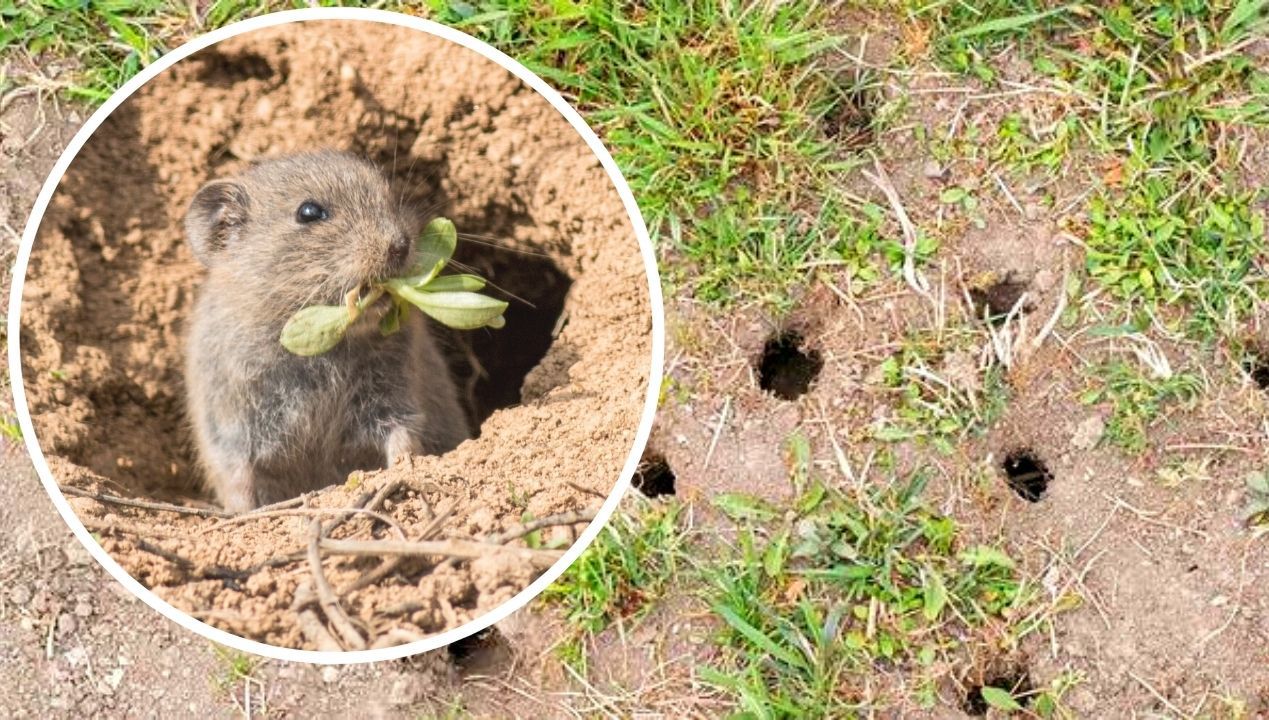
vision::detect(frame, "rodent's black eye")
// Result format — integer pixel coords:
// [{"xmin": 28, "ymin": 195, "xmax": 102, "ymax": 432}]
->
[{"xmin": 296, "ymin": 201, "xmax": 328, "ymax": 224}]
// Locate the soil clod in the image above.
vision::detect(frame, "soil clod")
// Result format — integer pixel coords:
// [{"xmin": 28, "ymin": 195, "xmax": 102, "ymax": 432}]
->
[
  {"xmin": 633, "ymin": 451, "xmax": 676, "ymax": 497},
  {"xmin": 757, "ymin": 331, "xmax": 824, "ymax": 400},
  {"xmin": 969, "ymin": 274, "xmax": 1034, "ymax": 324},
  {"xmin": 1002, "ymin": 450, "xmax": 1051, "ymax": 502}
]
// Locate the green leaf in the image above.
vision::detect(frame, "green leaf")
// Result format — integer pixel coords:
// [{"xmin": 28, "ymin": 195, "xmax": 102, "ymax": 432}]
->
[
  {"xmin": 712, "ymin": 604, "xmax": 806, "ymax": 670},
  {"xmin": 280, "ymin": 305, "xmax": 351, "ymax": 356},
  {"xmin": 922, "ymin": 568, "xmax": 948, "ymax": 621},
  {"xmin": 1246, "ymin": 471, "xmax": 1269, "ymax": 495},
  {"xmin": 763, "ymin": 528, "xmax": 789, "ymax": 578},
  {"xmin": 945, "ymin": 6, "xmax": 1072, "ymax": 40},
  {"xmin": 712, "ymin": 493, "xmax": 779, "ymax": 522},
  {"xmin": 390, "ymin": 285, "xmax": 508, "ymax": 330},
  {"xmin": 420, "ymin": 273, "xmax": 487, "ymax": 292},
  {"xmin": 980, "ymin": 686, "xmax": 1024, "ymax": 712},
  {"xmin": 405, "ymin": 217, "xmax": 458, "ymax": 285},
  {"xmin": 959, "ymin": 545, "xmax": 1016, "ymax": 569}
]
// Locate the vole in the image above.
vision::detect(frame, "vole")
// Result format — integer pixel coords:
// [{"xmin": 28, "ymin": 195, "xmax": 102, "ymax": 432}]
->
[{"xmin": 184, "ymin": 150, "xmax": 470, "ymax": 512}]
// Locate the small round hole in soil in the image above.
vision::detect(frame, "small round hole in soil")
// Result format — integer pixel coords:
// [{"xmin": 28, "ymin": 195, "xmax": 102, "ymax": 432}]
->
[
  {"xmin": 968, "ymin": 274, "xmax": 1034, "ymax": 325},
  {"xmin": 1002, "ymin": 450, "xmax": 1050, "ymax": 502},
  {"xmin": 757, "ymin": 332, "xmax": 824, "ymax": 401},
  {"xmin": 822, "ymin": 74, "xmax": 878, "ymax": 150},
  {"xmin": 447, "ymin": 628, "xmax": 510, "ymax": 675},
  {"xmin": 633, "ymin": 451, "xmax": 676, "ymax": 497},
  {"xmin": 963, "ymin": 671, "xmax": 1033, "ymax": 716},
  {"xmin": 1243, "ymin": 346, "xmax": 1269, "ymax": 390}
]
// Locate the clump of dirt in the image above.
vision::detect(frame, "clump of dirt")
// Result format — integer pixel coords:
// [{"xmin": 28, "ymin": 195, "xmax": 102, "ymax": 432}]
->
[{"xmin": 17, "ymin": 21, "xmax": 652, "ymax": 649}]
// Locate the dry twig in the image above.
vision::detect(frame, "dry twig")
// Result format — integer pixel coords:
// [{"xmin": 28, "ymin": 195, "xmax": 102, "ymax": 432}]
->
[{"xmin": 306, "ymin": 519, "xmax": 367, "ymax": 651}]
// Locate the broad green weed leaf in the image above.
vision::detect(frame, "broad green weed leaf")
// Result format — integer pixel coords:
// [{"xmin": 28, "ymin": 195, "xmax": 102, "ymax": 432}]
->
[
  {"xmin": 392, "ymin": 286, "xmax": 508, "ymax": 330},
  {"xmin": 281, "ymin": 305, "xmax": 351, "ymax": 356},
  {"xmin": 980, "ymin": 686, "xmax": 1024, "ymax": 711},
  {"xmin": 421, "ymin": 274, "xmax": 488, "ymax": 292}
]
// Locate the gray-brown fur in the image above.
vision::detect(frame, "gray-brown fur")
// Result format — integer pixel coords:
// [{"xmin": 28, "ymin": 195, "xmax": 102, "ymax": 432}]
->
[{"xmin": 184, "ymin": 150, "xmax": 469, "ymax": 512}]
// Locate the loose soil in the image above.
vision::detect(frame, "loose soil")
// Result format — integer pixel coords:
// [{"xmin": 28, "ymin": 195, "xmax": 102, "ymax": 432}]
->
[{"xmin": 15, "ymin": 21, "xmax": 652, "ymax": 651}]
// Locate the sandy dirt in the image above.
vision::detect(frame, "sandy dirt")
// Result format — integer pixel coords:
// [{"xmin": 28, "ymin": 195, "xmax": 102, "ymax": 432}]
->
[{"xmin": 15, "ymin": 21, "xmax": 652, "ymax": 651}]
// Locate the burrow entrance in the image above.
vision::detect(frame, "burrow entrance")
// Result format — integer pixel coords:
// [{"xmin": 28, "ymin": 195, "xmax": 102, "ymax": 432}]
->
[
  {"xmin": 633, "ymin": 450, "xmax": 676, "ymax": 497},
  {"xmin": 823, "ymin": 71, "xmax": 879, "ymax": 151},
  {"xmin": 447, "ymin": 627, "xmax": 513, "ymax": 676},
  {"xmin": 963, "ymin": 669, "xmax": 1033, "ymax": 716},
  {"xmin": 968, "ymin": 273, "xmax": 1034, "ymax": 325},
  {"xmin": 1242, "ymin": 343, "xmax": 1269, "ymax": 390},
  {"xmin": 757, "ymin": 331, "xmax": 824, "ymax": 401},
  {"xmin": 1002, "ymin": 450, "xmax": 1051, "ymax": 502}
]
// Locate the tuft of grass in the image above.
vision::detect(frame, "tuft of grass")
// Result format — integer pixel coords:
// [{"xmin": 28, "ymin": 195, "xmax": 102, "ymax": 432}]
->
[
  {"xmin": 539, "ymin": 497, "xmax": 686, "ymax": 669},
  {"xmin": 433, "ymin": 0, "xmax": 890, "ymax": 304},
  {"xmin": 210, "ymin": 643, "xmax": 261, "ymax": 693},
  {"xmin": 1079, "ymin": 358, "xmax": 1203, "ymax": 453},
  {"xmin": 917, "ymin": 1, "xmax": 1269, "ymax": 342},
  {"xmin": 0, "ymin": 1, "xmax": 183, "ymax": 101},
  {"xmin": 700, "ymin": 470, "xmax": 1034, "ymax": 717},
  {"xmin": 870, "ymin": 330, "xmax": 1009, "ymax": 453},
  {"xmin": 0, "ymin": 416, "xmax": 21, "ymax": 441}
]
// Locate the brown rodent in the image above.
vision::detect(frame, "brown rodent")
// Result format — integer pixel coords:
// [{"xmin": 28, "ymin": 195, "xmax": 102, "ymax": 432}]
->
[{"xmin": 183, "ymin": 150, "xmax": 470, "ymax": 512}]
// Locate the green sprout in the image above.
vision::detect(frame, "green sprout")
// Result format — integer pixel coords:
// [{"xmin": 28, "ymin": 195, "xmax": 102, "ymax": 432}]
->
[{"xmin": 279, "ymin": 217, "xmax": 508, "ymax": 356}]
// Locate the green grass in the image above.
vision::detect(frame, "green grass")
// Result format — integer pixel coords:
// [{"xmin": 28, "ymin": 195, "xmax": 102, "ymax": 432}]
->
[
  {"xmin": 870, "ymin": 329, "xmax": 1009, "ymax": 453},
  {"xmin": 1079, "ymin": 357, "xmax": 1203, "ymax": 453},
  {"xmin": 700, "ymin": 468, "xmax": 1035, "ymax": 717},
  {"xmin": 1085, "ymin": 181, "xmax": 1266, "ymax": 338},
  {"xmin": 538, "ymin": 497, "xmax": 687, "ymax": 670},
  {"xmin": 434, "ymin": 0, "xmax": 889, "ymax": 304},
  {"xmin": 209, "ymin": 643, "xmax": 261, "ymax": 693},
  {"xmin": 914, "ymin": 0, "xmax": 1269, "ymax": 342},
  {"xmin": 0, "ymin": 1, "xmax": 182, "ymax": 101}
]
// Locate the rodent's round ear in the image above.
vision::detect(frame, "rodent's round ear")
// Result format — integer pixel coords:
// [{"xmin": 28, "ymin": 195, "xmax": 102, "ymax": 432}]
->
[{"xmin": 185, "ymin": 179, "xmax": 250, "ymax": 266}]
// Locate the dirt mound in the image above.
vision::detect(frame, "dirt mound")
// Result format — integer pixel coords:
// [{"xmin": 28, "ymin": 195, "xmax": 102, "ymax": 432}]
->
[{"xmin": 17, "ymin": 20, "xmax": 652, "ymax": 650}]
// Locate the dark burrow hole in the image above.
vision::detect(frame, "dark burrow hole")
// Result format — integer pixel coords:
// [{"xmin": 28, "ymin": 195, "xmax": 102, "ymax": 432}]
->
[
  {"xmin": 968, "ymin": 273, "xmax": 1034, "ymax": 325},
  {"xmin": 822, "ymin": 72, "xmax": 878, "ymax": 151},
  {"xmin": 1002, "ymin": 450, "xmax": 1051, "ymax": 503},
  {"xmin": 757, "ymin": 331, "xmax": 824, "ymax": 401},
  {"xmin": 446, "ymin": 628, "xmax": 512, "ymax": 675},
  {"xmin": 633, "ymin": 451, "xmax": 676, "ymax": 497},
  {"xmin": 1242, "ymin": 345, "xmax": 1269, "ymax": 390},
  {"xmin": 963, "ymin": 671, "xmax": 1034, "ymax": 716},
  {"xmin": 436, "ymin": 244, "xmax": 571, "ymax": 433}
]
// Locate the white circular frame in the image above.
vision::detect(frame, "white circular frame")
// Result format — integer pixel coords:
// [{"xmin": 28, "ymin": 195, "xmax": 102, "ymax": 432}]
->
[{"xmin": 6, "ymin": 8, "xmax": 663, "ymax": 665}]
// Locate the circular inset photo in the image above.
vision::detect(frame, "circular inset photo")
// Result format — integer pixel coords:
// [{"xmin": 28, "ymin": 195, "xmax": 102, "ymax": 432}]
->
[{"xmin": 9, "ymin": 10, "xmax": 661, "ymax": 660}]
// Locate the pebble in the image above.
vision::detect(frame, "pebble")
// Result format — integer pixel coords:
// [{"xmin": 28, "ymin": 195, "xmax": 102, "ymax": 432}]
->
[
  {"xmin": 922, "ymin": 160, "xmax": 947, "ymax": 179},
  {"xmin": 322, "ymin": 666, "xmax": 339, "ymax": 684},
  {"xmin": 10, "ymin": 584, "xmax": 31, "ymax": 606},
  {"xmin": 1070, "ymin": 415, "xmax": 1105, "ymax": 450},
  {"xmin": 74, "ymin": 601, "xmax": 93, "ymax": 618}
]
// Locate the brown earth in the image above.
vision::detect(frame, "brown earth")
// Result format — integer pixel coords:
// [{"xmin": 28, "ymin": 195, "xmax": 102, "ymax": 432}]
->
[
  {"xmin": 15, "ymin": 20, "xmax": 652, "ymax": 651},
  {"xmin": 631, "ymin": 9, "xmax": 1269, "ymax": 716}
]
